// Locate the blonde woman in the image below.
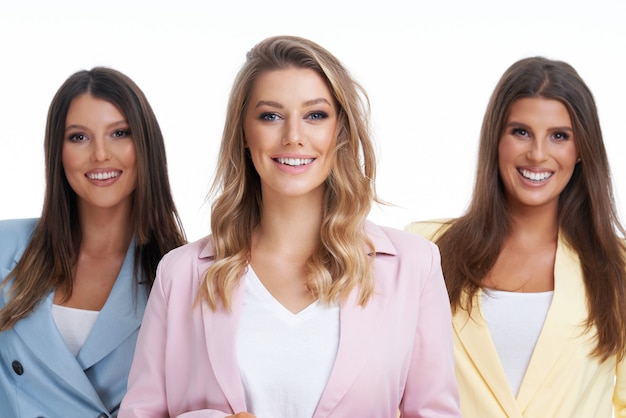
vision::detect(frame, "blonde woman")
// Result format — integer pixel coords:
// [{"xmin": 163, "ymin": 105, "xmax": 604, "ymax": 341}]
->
[{"xmin": 120, "ymin": 36, "xmax": 460, "ymax": 418}]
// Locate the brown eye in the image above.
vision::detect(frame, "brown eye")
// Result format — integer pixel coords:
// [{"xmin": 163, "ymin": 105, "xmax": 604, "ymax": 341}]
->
[
  {"xmin": 511, "ymin": 128, "xmax": 528, "ymax": 137},
  {"xmin": 113, "ymin": 130, "xmax": 131, "ymax": 138},
  {"xmin": 68, "ymin": 133, "xmax": 87, "ymax": 142},
  {"xmin": 552, "ymin": 132, "xmax": 570, "ymax": 141}
]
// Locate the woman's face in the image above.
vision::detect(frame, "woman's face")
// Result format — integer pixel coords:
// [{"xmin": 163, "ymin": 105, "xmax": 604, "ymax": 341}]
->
[
  {"xmin": 498, "ymin": 97, "xmax": 578, "ymax": 213},
  {"xmin": 243, "ymin": 67, "xmax": 338, "ymax": 203},
  {"xmin": 62, "ymin": 93, "xmax": 137, "ymax": 215}
]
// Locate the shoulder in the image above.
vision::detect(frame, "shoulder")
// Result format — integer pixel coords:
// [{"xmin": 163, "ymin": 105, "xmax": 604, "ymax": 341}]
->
[
  {"xmin": 367, "ymin": 221, "xmax": 435, "ymax": 255},
  {"xmin": 366, "ymin": 222, "xmax": 446, "ymax": 293},
  {"xmin": 366, "ymin": 221, "xmax": 442, "ymax": 276},
  {"xmin": 405, "ymin": 218, "xmax": 454, "ymax": 241},
  {"xmin": 160, "ymin": 235, "xmax": 213, "ymax": 268},
  {"xmin": 154, "ymin": 235, "xmax": 213, "ymax": 291},
  {"xmin": 0, "ymin": 218, "xmax": 38, "ymax": 242},
  {"xmin": 0, "ymin": 218, "xmax": 38, "ymax": 268}
]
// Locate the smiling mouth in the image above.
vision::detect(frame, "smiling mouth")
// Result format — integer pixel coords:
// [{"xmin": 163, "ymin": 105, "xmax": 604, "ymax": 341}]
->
[
  {"xmin": 518, "ymin": 168, "xmax": 553, "ymax": 182},
  {"xmin": 275, "ymin": 157, "xmax": 314, "ymax": 166},
  {"xmin": 86, "ymin": 171, "xmax": 121, "ymax": 180}
]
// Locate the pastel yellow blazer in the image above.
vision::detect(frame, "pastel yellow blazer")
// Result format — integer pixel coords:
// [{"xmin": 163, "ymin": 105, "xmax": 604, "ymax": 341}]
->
[{"xmin": 407, "ymin": 220, "xmax": 626, "ymax": 418}]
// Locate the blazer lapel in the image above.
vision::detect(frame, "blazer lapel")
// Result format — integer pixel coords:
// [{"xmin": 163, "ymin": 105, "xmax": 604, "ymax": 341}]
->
[
  {"xmin": 313, "ymin": 222, "xmax": 392, "ymax": 417},
  {"xmin": 13, "ymin": 292, "xmax": 104, "ymax": 403},
  {"xmin": 515, "ymin": 237, "xmax": 587, "ymax": 410},
  {"xmin": 313, "ymin": 283, "xmax": 389, "ymax": 417},
  {"xmin": 77, "ymin": 242, "xmax": 148, "ymax": 369},
  {"xmin": 453, "ymin": 293, "xmax": 522, "ymax": 416},
  {"xmin": 198, "ymin": 244, "xmax": 248, "ymax": 413}
]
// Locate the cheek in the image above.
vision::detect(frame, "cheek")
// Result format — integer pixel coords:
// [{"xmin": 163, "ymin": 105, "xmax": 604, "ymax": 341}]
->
[
  {"xmin": 61, "ymin": 145, "xmax": 76, "ymax": 174},
  {"xmin": 122, "ymin": 142, "xmax": 138, "ymax": 168}
]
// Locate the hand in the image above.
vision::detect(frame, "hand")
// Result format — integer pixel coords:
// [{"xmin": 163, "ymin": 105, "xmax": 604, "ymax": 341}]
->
[{"xmin": 226, "ymin": 413, "xmax": 256, "ymax": 418}]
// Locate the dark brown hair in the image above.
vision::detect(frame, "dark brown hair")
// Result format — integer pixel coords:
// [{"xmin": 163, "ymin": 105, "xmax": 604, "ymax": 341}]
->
[
  {"xmin": 437, "ymin": 56, "xmax": 626, "ymax": 361},
  {"xmin": 0, "ymin": 67, "xmax": 186, "ymax": 330}
]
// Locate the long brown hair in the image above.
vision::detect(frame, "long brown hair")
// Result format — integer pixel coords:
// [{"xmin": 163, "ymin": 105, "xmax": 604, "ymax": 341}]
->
[
  {"xmin": 0, "ymin": 67, "xmax": 186, "ymax": 330},
  {"xmin": 199, "ymin": 35, "xmax": 378, "ymax": 310},
  {"xmin": 437, "ymin": 57, "xmax": 626, "ymax": 361}
]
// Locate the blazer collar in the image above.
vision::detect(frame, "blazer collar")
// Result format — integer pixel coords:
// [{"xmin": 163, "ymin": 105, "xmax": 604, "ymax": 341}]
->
[
  {"xmin": 453, "ymin": 234, "xmax": 587, "ymax": 415},
  {"xmin": 76, "ymin": 240, "xmax": 148, "ymax": 369},
  {"xmin": 197, "ymin": 237, "xmax": 248, "ymax": 413},
  {"xmin": 515, "ymin": 236, "xmax": 587, "ymax": 410},
  {"xmin": 195, "ymin": 222, "xmax": 397, "ymax": 414},
  {"xmin": 11, "ymin": 240, "xmax": 145, "ymax": 407},
  {"xmin": 196, "ymin": 221, "xmax": 397, "ymax": 259},
  {"xmin": 13, "ymin": 293, "xmax": 107, "ymax": 406}
]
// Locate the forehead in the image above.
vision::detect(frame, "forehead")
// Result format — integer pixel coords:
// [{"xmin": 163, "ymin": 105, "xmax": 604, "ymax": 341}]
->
[
  {"xmin": 65, "ymin": 94, "xmax": 126, "ymax": 124},
  {"xmin": 506, "ymin": 97, "xmax": 572, "ymax": 125},
  {"xmin": 249, "ymin": 68, "xmax": 334, "ymax": 101}
]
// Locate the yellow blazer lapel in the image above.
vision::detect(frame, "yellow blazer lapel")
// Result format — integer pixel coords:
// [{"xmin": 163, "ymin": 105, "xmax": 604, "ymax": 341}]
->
[
  {"xmin": 515, "ymin": 236, "xmax": 588, "ymax": 411},
  {"xmin": 454, "ymin": 291, "xmax": 522, "ymax": 416}
]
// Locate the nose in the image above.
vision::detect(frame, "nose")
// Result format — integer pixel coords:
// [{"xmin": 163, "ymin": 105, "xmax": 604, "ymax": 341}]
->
[
  {"xmin": 91, "ymin": 137, "xmax": 111, "ymax": 162},
  {"xmin": 281, "ymin": 117, "xmax": 303, "ymax": 146},
  {"xmin": 527, "ymin": 138, "xmax": 547, "ymax": 162}
]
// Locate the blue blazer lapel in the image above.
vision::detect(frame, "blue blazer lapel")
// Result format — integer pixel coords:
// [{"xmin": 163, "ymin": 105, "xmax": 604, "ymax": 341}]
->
[
  {"xmin": 12, "ymin": 292, "xmax": 104, "ymax": 403},
  {"xmin": 2, "ymin": 231, "xmax": 105, "ymax": 407},
  {"xmin": 77, "ymin": 242, "xmax": 147, "ymax": 369}
]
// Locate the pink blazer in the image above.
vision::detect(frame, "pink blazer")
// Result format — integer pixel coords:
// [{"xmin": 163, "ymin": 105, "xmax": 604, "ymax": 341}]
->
[{"xmin": 119, "ymin": 221, "xmax": 460, "ymax": 417}]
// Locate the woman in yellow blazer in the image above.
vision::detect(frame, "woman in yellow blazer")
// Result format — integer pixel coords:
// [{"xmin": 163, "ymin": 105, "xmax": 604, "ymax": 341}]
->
[{"xmin": 407, "ymin": 57, "xmax": 626, "ymax": 418}]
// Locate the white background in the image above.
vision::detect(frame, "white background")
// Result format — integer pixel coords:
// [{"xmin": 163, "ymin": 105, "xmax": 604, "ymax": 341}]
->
[{"xmin": 1, "ymin": 0, "xmax": 624, "ymax": 241}]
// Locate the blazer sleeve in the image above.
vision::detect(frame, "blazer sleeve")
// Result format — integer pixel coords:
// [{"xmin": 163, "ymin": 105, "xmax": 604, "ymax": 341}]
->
[
  {"xmin": 399, "ymin": 240, "xmax": 460, "ymax": 417},
  {"xmin": 118, "ymin": 260, "xmax": 230, "ymax": 418}
]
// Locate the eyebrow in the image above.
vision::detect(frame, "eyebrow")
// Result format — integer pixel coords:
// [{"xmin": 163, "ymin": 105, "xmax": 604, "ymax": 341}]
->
[
  {"xmin": 506, "ymin": 121, "xmax": 574, "ymax": 132},
  {"xmin": 254, "ymin": 98, "xmax": 333, "ymax": 109},
  {"xmin": 65, "ymin": 120, "xmax": 129, "ymax": 132}
]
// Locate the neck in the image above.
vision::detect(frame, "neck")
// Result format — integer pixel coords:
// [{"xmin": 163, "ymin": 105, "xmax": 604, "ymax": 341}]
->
[
  {"xmin": 77, "ymin": 203, "xmax": 134, "ymax": 257},
  {"xmin": 253, "ymin": 192, "xmax": 324, "ymax": 259},
  {"xmin": 507, "ymin": 201, "xmax": 559, "ymax": 244}
]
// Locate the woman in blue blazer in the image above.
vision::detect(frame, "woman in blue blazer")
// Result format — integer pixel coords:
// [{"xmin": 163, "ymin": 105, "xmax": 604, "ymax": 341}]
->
[{"xmin": 0, "ymin": 68, "xmax": 186, "ymax": 417}]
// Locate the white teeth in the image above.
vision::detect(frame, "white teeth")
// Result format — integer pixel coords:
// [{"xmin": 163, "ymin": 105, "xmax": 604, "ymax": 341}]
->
[
  {"xmin": 519, "ymin": 169, "xmax": 552, "ymax": 181},
  {"xmin": 87, "ymin": 171, "xmax": 120, "ymax": 180},
  {"xmin": 276, "ymin": 157, "xmax": 314, "ymax": 166}
]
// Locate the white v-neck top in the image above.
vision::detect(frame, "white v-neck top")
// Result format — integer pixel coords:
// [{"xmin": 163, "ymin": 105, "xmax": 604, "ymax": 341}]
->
[
  {"xmin": 236, "ymin": 267, "xmax": 340, "ymax": 418},
  {"xmin": 481, "ymin": 289, "xmax": 553, "ymax": 396},
  {"xmin": 52, "ymin": 304, "xmax": 100, "ymax": 356}
]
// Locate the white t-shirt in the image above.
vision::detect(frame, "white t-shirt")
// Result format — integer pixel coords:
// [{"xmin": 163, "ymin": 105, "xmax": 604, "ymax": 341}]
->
[
  {"xmin": 52, "ymin": 304, "xmax": 100, "ymax": 356},
  {"xmin": 481, "ymin": 289, "xmax": 553, "ymax": 396},
  {"xmin": 236, "ymin": 267, "xmax": 339, "ymax": 418}
]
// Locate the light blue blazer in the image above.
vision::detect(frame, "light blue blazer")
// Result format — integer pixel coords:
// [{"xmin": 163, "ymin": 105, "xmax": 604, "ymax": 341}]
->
[{"xmin": 0, "ymin": 218, "xmax": 148, "ymax": 418}]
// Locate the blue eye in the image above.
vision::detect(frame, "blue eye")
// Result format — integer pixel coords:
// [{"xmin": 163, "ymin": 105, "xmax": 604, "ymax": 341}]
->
[
  {"xmin": 307, "ymin": 111, "xmax": 328, "ymax": 120},
  {"xmin": 260, "ymin": 112, "xmax": 280, "ymax": 121}
]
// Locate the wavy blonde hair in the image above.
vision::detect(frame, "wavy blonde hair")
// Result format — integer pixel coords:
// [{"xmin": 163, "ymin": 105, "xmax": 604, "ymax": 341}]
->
[{"xmin": 199, "ymin": 35, "xmax": 378, "ymax": 311}]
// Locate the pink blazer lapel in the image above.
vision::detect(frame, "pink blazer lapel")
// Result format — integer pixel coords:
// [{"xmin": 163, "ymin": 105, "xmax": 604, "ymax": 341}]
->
[
  {"xmin": 313, "ymin": 263, "xmax": 391, "ymax": 417},
  {"xmin": 197, "ymin": 249, "xmax": 248, "ymax": 413}
]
